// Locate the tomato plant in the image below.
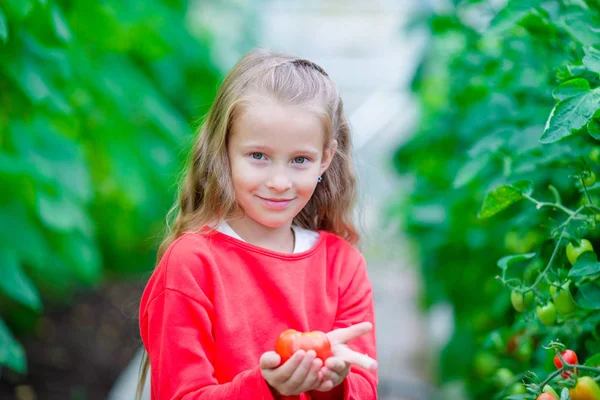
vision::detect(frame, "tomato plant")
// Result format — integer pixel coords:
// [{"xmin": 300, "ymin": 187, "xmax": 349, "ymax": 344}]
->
[
  {"xmin": 275, "ymin": 329, "xmax": 333, "ymax": 365},
  {"xmin": 393, "ymin": 0, "xmax": 600, "ymax": 397}
]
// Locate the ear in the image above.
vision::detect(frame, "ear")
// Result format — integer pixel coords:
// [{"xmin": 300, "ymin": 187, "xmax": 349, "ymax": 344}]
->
[{"xmin": 320, "ymin": 139, "xmax": 338, "ymax": 175}]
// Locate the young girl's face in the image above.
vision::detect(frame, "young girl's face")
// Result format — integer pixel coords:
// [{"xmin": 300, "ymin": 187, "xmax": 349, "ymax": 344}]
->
[{"xmin": 227, "ymin": 99, "xmax": 336, "ymax": 229}]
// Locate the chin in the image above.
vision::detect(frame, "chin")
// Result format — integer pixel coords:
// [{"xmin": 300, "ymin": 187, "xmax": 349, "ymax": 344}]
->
[{"xmin": 251, "ymin": 214, "xmax": 294, "ymax": 229}]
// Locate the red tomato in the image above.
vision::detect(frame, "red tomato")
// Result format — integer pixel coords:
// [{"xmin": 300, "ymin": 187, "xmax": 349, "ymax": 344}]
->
[
  {"xmin": 536, "ymin": 393, "xmax": 557, "ymax": 400},
  {"xmin": 275, "ymin": 329, "xmax": 333, "ymax": 365},
  {"xmin": 554, "ymin": 349, "xmax": 579, "ymax": 379}
]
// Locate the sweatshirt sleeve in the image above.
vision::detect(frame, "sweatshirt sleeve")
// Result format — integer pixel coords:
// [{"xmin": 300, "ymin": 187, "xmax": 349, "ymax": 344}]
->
[
  {"xmin": 310, "ymin": 254, "xmax": 379, "ymax": 400},
  {"xmin": 141, "ymin": 287, "xmax": 276, "ymax": 399}
]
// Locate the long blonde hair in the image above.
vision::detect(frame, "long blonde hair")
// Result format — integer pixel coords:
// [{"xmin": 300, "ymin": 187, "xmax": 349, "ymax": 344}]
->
[{"xmin": 136, "ymin": 48, "xmax": 358, "ymax": 399}]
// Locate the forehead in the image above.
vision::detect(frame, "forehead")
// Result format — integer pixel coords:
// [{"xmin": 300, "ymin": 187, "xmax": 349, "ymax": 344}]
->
[{"xmin": 230, "ymin": 101, "xmax": 326, "ymax": 149}]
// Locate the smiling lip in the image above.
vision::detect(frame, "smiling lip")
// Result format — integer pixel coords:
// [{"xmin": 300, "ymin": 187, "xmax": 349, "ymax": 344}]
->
[{"xmin": 257, "ymin": 196, "xmax": 294, "ymax": 210}]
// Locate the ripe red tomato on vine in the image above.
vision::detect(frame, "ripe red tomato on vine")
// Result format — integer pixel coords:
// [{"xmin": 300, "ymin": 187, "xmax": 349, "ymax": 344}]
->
[{"xmin": 554, "ymin": 349, "xmax": 579, "ymax": 379}]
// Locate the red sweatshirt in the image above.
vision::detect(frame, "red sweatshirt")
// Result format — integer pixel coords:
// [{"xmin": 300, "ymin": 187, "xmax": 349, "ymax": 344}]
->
[{"xmin": 139, "ymin": 229, "xmax": 378, "ymax": 399}]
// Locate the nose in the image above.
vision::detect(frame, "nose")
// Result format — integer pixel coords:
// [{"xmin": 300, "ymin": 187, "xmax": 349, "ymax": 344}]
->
[{"xmin": 266, "ymin": 166, "xmax": 292, "ymax": 192}]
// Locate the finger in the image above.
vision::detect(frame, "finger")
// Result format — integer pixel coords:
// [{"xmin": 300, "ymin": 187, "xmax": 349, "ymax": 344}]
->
[
  {"xmin": 259, "ymin": 351, "xmax": 281, "ymax": 370},
  {"xmin": 334, "ymin": 345, "xmax": 378, "ymax": 370},
  {"xmin": 271, "ymin": 351, "xmax": 306, "ymax": 383},
  {"xmin": 324, "ymin": 356, "xmax": 346, "ymax": 372},
  {"xmin": 327, "ymin": 322, "xmax": 373, "ymax": 345},
  {"xmin": 284, "ymin": 350, "xmax": 315, "ymax": 390},
  {"xmin": 314, "ymin": 379, "xmax": 334, "ymax": 392},
  {"xmin": 297, "ymin": 357, "xmax": 323, "ymax": 392}
]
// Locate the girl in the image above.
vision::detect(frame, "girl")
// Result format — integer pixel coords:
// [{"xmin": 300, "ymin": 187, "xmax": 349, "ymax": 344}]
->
[{"xmin": 137, "ymin": 48, "xmax": 378, "ymax": 399}]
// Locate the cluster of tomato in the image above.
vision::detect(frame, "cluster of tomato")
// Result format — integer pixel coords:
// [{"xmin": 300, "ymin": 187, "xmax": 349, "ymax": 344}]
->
[
  {"xmin": 535, "ymin": 350, "xmax": 600, "ymax": 400},
  {"xmin": 510, "ymin": 239, "xmax": 593, "ymax": 326}
]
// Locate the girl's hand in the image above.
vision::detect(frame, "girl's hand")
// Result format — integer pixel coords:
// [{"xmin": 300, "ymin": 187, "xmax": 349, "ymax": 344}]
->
[
  {"xmin": 260, "ymin": 349, "xmax": 324, "ymax": 396},
  {"xmin": 313, "ymin": 322, "xmax": 378, "ymax": 392}
]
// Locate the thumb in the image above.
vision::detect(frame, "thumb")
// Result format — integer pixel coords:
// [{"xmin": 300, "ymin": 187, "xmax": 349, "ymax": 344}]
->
[{"xmin": 260, "ymin": 351, "xmax": 281, "ymax": 370}]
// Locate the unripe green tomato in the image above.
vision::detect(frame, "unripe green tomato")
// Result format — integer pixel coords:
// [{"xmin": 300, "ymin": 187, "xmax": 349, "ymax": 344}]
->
[
  {"xmin": 591, "ymin": 147, "xmax": 600, "ymax": 163},
  {"xmin": 566, "ymin": 239, "xmax": 594, "ymax": 266},
  {"xmin": 543, "ymin": 384, "xmax": 559, "ymax": 398},
  {"xmin": 515, "ymin": 336, "xmax": 534, "ymax": 361},
  {"xmin": 511, "ymin": 290, "xmax": 534, "ymax": 312},
  {"xmin": 473, "ymin": 351, "xmax": 500, "ymax": 378},
  {"xmin": 537, "ymin": 302, "xmax": 557, "ymax": 326},
  {"xmin": 493, "ymin": 368, "xmax": 514, "ymax": 388},
  {"xmin": 583, "ymin": 171, "xmax": 597, "ymax": 187},
  {"xmin": 509, "ymin": 382, "xmax": 527, "ymax": 395},
  {"xmin": 550, "ymin": 281, "xmax": 577, "ymax": 315}
]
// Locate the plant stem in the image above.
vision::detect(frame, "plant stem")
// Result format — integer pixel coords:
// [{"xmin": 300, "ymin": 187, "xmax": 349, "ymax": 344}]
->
[{"xmin": 523, "ymin": 194, "xmax": 575, "ymax": 216}]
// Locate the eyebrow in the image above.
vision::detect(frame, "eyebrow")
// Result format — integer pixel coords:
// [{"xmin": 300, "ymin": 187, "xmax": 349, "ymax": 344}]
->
[{"xmin": 241, "ymin": 144, "xmax": 320, "ymax": 158}]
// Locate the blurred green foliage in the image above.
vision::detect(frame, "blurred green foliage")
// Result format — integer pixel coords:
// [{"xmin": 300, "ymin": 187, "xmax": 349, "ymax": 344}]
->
[
  {"xmin": 396, "ymin": 0, "xmax": 600, "ymax": 398},
  {"xmin": 0, "ymin": 0, "xmax": 225, "ymax": 375}
]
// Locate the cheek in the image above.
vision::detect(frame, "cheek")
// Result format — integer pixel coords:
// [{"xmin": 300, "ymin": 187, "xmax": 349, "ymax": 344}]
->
[
  {"xmin": 295, "ymin": 174, "xmax": 319, "ymax": 196},
  {"xmin": 230, "ymin": 161, "xmax": 261, "ymax": 192}
]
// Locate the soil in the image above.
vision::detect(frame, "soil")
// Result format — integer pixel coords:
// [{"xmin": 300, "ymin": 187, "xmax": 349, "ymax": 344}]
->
[{"xmin": 0, "ymin": 278, "xmax": 146, "ymax": 400}]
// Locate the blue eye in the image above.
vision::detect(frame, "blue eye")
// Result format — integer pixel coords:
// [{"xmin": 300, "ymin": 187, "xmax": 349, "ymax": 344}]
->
[
  {"xmin": 293, "ymin": 156, "xmax": 308, "ymax": 164},
  {"xmin": 251, "ymin": 153, "xmax": 264, "ymax": 160}
]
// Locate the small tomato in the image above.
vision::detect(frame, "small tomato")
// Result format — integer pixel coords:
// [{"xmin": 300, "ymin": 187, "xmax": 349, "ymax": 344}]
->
[
  {"xmin": 536, "ymin": 302, "xmax": 557, "ymax": 326},
  {"xmin": 566, "ymin": 239, "xmax": 594, "ymax": 266},
  {"xmin": 275, "ymin": 329, "xmax": 333, "ymax": 365},
  {"xmin": 583, "ymin": 171, "xmax": 597, "ymax": 187},
  {"xmin": 543, "ymin": 384, "xmax": 559, "ymax": 398},
  {"xmin": 590, "ymin": 148, "xmax": 600, "ymax": 163},
  {"xmin": 537, "ymin": 393, "xmax": 557, "ymax": 400},
  {"xmin": 569, "ymin": 376, "xmax": 600, "ymax": 400},
  {"xmin": 511, "ymin": 290, "xmax": 534, "ymax": 312},
  {"xmin": 508, "ymin": 382, "xmax": 526, "ymax": 395},
  {"xmin": 550, "ymin": 281, "xmax": 577, "ymax": 315},
  {"xmin": 554, "ymin": 349, "xmax": 579, "ymax": 380}
]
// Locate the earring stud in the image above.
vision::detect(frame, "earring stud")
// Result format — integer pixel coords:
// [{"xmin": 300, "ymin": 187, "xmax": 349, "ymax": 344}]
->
[{"xmin": 317, "ymin": 176, "xmax": 322, "ymax": 183}]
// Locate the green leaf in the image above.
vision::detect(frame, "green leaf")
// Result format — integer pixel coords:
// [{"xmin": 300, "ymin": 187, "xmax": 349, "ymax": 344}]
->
[
  {"xmin": 4, "ymin": 58, "xmax": 52, "ymax": 103},
  {"xmin": 560, "ymin": 11, "xmax": 600, "ymax": 46},
  {"xmin": 569, "ymin": 251, "xmax": 600, "ymax": 277},
  {"xmin": 588, "ymin": 118, "xmax": 600, "ymax": 140},
  {"xmin": 576, "ymin": 282, "xmax": 600, "ymax": 309},
  {"xmin": 0, "ymin": 317, "xmax": 26, "ymax": 373},
  {"xmin": 541, "ymin": 87, "xmax": 600, "ymax": 143},
  {"xmin": 2, "ymin": 0, "xmax": 34, "ymax": 21},
  {"xmin": 583, "ymin": 47, "xmax": 600, "ymax": 74},
  {"xmin": 478, "ymin": 181, "xmax": 532, "ymax": 219},
  {"xmin": 560, "ymin": 388, "xmax": 569, "ymax": 400},
  {"xmin": 0, "ymin": 250, "xmax": 42, "ymax": 311},
  {"xmin": 0, "ymin": 202, "xmax": 50, "ymax": 270},
  {"xmin": 584, "ymin": 352, "xmax": 600, "ymax": 367},
  {"xmin": 58, "ymin": 233, "xmax": 102, "ymax": 285},
  {"xmin": 453, "ymin": 154, "xmax": 491, "ymax": 189},
  {"xmin": 511, "ymin": 180, "xmax": 534, "ymax": 196},
  {"xmin": 0, "ymin": 7, "xmax": 8, "ymax": 44},
  {"xmin": 36, "ymin": 191, "xmax": 93, "ymax": 234},
  {"xmin": 51, "ymin": 5, "xmax": 71, "ymax": 43},
  {"xmin": 552, "ymin": 78, "xmax": 591, "ymax": 101},
  {"xmin": 487, "ymin": 0, "xmax": 540, "ymax": 35},
  {"xmin": 497, "ymin": 253, "xmax": 536, "ymax": 270}
]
